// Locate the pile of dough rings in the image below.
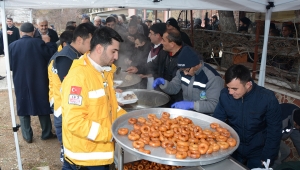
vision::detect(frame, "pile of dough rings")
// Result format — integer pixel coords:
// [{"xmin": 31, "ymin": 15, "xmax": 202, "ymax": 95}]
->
[
  {"xmin": 117, "ymin": 112, "xmax": 237, "ymax": 160},
  {"xmin": 123, "ymin": 159, "xmax": 182, "ymax": 170}
]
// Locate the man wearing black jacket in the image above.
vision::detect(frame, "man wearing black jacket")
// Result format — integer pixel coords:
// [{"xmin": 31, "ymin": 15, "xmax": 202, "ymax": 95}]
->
[
  {"xmin": 6, "ymin": 18, "xmax": 20, "ymax": 45},
  {"xmin": 152, "ymin": 29, "xmax": 184, "ymax": 105},
  {"xmin": 166, "ymin": 18, "xmax": 192, "ymax": 47},
  {"xmin": 34, "ymin": 18, "xmax": 59, "ymax": 43}
]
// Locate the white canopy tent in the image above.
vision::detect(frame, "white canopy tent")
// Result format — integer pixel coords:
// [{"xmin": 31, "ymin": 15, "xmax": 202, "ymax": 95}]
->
[
  {"xmin": 1, "ymin": 0, "xmax": 300, "ymax": 11},
  {"xmin": 1, "ymin": 0, "xmax": 299, "ymax": 169}
]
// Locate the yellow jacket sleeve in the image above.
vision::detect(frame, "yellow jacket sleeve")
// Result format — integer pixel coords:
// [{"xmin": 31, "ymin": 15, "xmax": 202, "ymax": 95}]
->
[{"xmin": 62, "ymin": 73, "xmax": 112, "ymax": 143}]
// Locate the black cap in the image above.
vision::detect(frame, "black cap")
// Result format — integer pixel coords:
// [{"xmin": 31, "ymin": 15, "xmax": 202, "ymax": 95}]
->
[
  {"xmin": 240, "ymin": 17, "xmax": 251, "ymax": 26},
  {"xmin": 166, "ymin": 18, "xmax": 180, "ymax": 31},
  {"xmin": 145, "ymin": 19, "xmax": 152, "ymax": 23},
  {"xmin": 82, "ymin": 14, "xmax": 89, "ymax": 19},
  {"xmin": 20, "ymin": 22, "xmax": 34, "ymax": 33},
  {"xmin": 177, "ymin": 46, "xmax": 202, "ymax": 68}
]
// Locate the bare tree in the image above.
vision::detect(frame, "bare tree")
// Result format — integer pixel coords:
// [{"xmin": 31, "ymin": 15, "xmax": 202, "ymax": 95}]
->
[
  {"xmin": 219, "ymin": 11, "xmax": 237, "ymax": 32},
  {"xmin": 32, "ymin": 8, "xmax": 87, "ymax": 34},
  {"xmin": 5, "ymin": 9, "xmax": 15, "ymax": 18},
  {"xmin": 218, "ymin": 11, "xmax": 239, "ymax": 68}
]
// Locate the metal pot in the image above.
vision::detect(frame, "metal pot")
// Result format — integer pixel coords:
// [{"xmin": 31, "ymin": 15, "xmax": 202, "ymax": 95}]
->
[
  {"xmin": 121, "ymin": 89, "xmax": 170, "ymax": 111},
  {"xmin": 114, "ymin": 71, "xmax": 141, "ymax": 88}
]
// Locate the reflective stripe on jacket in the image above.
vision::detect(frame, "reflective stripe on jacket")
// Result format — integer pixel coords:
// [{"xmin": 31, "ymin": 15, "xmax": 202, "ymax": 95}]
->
[
  {"xmin": 61, "ymin": 53, "xmax": 126, "ymax": 166},
  {"xmin": 48, "ymin": 59, "xmax": 55, "ymax": 107}
]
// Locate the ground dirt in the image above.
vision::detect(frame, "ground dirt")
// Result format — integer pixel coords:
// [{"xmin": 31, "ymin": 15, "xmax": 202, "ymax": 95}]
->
[{"xmin": 0, "ymin": 90, "xmax": 62, "ymax": 170}]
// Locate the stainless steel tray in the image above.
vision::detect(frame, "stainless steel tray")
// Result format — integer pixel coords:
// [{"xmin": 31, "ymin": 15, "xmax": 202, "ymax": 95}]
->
[
  {"xmin": 114, "ymin": 71, "xmax": 141, "ymax": 87},
  {"xmin": 121, "ymin": 89, "xmax": 170, "ymax": 111},
  {"xmin": 112, "ymin": 108, "xmax": 240, "ymax": 166}
]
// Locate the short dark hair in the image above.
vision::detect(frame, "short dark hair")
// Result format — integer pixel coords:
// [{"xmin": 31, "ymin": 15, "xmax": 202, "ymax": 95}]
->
[
  {"xmin": 65, "ymin": 26, "xmax": 76, "ymax": 31},
  {"xmin": 82, "ymin": 14, "xmax": 90, "ymax": 21},
  {"xmin": 130, "ymin": 15, "xmax": 138, "ymax": 22},
  {"xmin": 106, "ymin": 16, "xmax": 116, "ymax": 23},
  {"xmin": 90, "ymin": 27, "xmax": 124, "ymax": 52},
  {"xmin": 60, "ymin": 31, "xmax": 73, "ymax": 47},
  {"xmin": 120, "ymin": 14, "xmax": 127, "ymax": 22},
  {"xmin": 135, "ymin": 34, "xmax": 147, "ymax": 43},
  {"xmin": 166, "ymin": 29, "xmax": 182, "ymax": 46},
  {"xmin": 7, "ymin": 17, "xmax": 13, "ymax": 21},
  {"xmin": 66, "ymin": 21, "xmax": 76, "ymax": 27},
  {"xmin": 150, "ymin": 23, "xmax": 166, "ymax": 37},
  {"xmin": 282, "ymin": 24, "xmax": 291, "ymax": 31},
  {"xmin": 225, "ymin": 64, "xmax": 251, "ymax": 84},
  {"xmin": 72, "ymin": 23, "xmax": 96, "ymax": 42}
]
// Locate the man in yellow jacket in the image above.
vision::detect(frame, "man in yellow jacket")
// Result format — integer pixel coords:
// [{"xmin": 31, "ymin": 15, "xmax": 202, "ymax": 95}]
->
[{"xmin": 61, "ymin": 27, "xmax": 126, "ymax": 169}]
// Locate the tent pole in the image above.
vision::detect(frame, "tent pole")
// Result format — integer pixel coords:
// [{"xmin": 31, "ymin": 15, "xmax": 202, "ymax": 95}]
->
[
  {"xmin": 190, "ymin": 10, "xmax": 194, "ymax": 47},
  {"xmin": 252, "ymin": 20, "xmax": 261, "ymax": 79},
  {"xmin": 185, "ymin": 10, "xmax": 188, "ymax": 28},
  {"xmin": 258, "ymin": 3, "xmax": 273, "ymax": 86},
  {"xmin": 0, "ymin": 1, "xmax": 23, "ymax": 170},
  {"xmin": 29, "ymin": 8, "xmax": 32, "ymax": 23}
]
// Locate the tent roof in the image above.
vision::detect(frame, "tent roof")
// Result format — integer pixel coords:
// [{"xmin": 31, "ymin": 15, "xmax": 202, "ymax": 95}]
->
[{"xmin": 2, "ymin": 0, "xmax": 300, "ymax": 12}]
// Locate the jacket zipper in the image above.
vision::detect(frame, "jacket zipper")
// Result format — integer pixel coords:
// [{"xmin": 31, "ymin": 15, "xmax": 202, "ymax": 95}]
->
[{"xmin": 242, "ymin": 96, "xmax": 245, "ymax": 156}]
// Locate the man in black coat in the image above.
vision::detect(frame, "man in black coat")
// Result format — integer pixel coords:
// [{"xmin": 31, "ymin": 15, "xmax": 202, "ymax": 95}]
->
[
  {"xmin": 166, "ymin": 18, "xmax": 192, "ymax": 47},
  {"xmin": 152, "ymin": 29, "xmax": 184, "ymax": 106},
  {"xmin": 9, "ymin": 22, "xmax": 57, "ymax": 143},
  {"xmin": 6, "ymin": 17, "xmax": 20, "ymax": 45},
  {"xmin": 0, "ymin": 30, "xmax": 4, "ymax": 80},
  {"xmin": 34, "ymin": 18, "xmax": 59, "ymax": 43},
  {"xmin": 125, "ymin": 34, "xmax": 152, "ymax": 89}
]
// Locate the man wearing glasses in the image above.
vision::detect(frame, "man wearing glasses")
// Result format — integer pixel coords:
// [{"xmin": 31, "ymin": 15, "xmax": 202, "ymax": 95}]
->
[{"xmin": 153, "ymin": 46, "xmax": 224, "ymax": 115}]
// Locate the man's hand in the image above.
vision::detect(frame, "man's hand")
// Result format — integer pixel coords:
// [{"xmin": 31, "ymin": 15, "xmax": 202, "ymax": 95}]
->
[
  {"xmin": 115, "ymin": 89, "xmax": 122, "ymax": 93},
  {"xmin": 126, "ymin": 66, "xmax": 138, "ymax": 74},
  {"xmin": 171, "ymin": 101, "xmax": 194, "ymax": 110},
  {"xmin": 124, "ymin": 58, "xmax": 132, "ymax": 65},
  {"xmin": 139, "ymin": 74, "xmax": 151, "ymax": 78},
  {"xmin": 152, "ymin": 78, "xmax": 165, "ymax": 88},
  {"xmin": 127, "ymin": 36, "xmax": 135, "ymax": 43},
  {"xmin": 41, "ymin": 35, "xmax": 50, "ymax": 43},
  {"xmin": 115, "ymin": 89, "xmax": 124, "ymax": 106},
  {"xmin": 7, "ymin": 30, "xmax": 13, "ymax": 35}
]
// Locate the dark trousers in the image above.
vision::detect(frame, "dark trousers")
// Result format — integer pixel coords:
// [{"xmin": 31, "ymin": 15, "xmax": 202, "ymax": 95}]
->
[
  {"xmin": 62, "ymin": 159, "xmax": 109, "ymax": 170},
  {"xmin": 19, "ymin": 115, "xmax": 53, "ymax": 141},
  {"xmin": 232, "ymin": 151, "xmax": 266, "ymax": 169}
]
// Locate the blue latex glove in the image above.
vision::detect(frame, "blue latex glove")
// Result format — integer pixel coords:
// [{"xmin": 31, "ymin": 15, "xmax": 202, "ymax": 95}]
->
[
  {"xmin": 152, "ymin": 78, "xmax": 165, "ymax": 89},
  {"xmin": 171, "ymin": 101, "xmax": 194, "ymax": 110}
]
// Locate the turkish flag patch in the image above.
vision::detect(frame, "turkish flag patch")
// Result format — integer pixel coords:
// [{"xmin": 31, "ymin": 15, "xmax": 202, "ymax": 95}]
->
[{"xmin": 70, "ymin": 86, "xmax": 82, "ymax": 95}]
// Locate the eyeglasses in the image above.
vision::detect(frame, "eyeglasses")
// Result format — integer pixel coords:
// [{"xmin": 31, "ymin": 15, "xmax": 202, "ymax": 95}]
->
[{"xmin": 179, "ymin": 68, "xmax": 191, "ymax": 73}]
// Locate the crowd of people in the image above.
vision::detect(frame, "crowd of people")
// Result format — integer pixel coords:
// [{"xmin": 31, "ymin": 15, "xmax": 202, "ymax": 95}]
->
[{"xmin": 1, "ymin": 13, "xmax": 300, "ymax": 170}]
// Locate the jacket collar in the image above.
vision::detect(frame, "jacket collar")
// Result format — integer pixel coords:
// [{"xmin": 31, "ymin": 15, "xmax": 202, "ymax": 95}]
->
[
  {"xmin": 87, "ymin": 54, "xmax": 111, "ymax": 73},
  {"xmin": 194, "ymin": 60, "xmax": 204, "ymax": 75},
  {"xmin": 21, "ymin": 35, "xmax": 32, "ymax": 38},
  {"xmin": 241, "ymin": 80, "xmax": 256, "ymax": 100},
  {"xmin": 68, "ymin": 44, "xmax": 82, "ymax": 58}
]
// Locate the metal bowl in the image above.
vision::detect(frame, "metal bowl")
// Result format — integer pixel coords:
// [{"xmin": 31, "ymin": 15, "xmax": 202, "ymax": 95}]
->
[
  {"xmin": 121, "ymin": 89, "xmax": 170, "ymax": 111},
  {"xmin": 114, "ymin": 72, "xmax": 141, "ymax": 88}
]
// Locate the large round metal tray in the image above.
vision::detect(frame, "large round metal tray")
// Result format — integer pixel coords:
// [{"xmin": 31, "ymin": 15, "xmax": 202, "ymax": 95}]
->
[
  {"xmin": 114, "ymin": 72, "xmax": 141, "ymax": 87},
  {"xmin": 112, "ymin": 108, "xmax": 240, "ymax": 166}
]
